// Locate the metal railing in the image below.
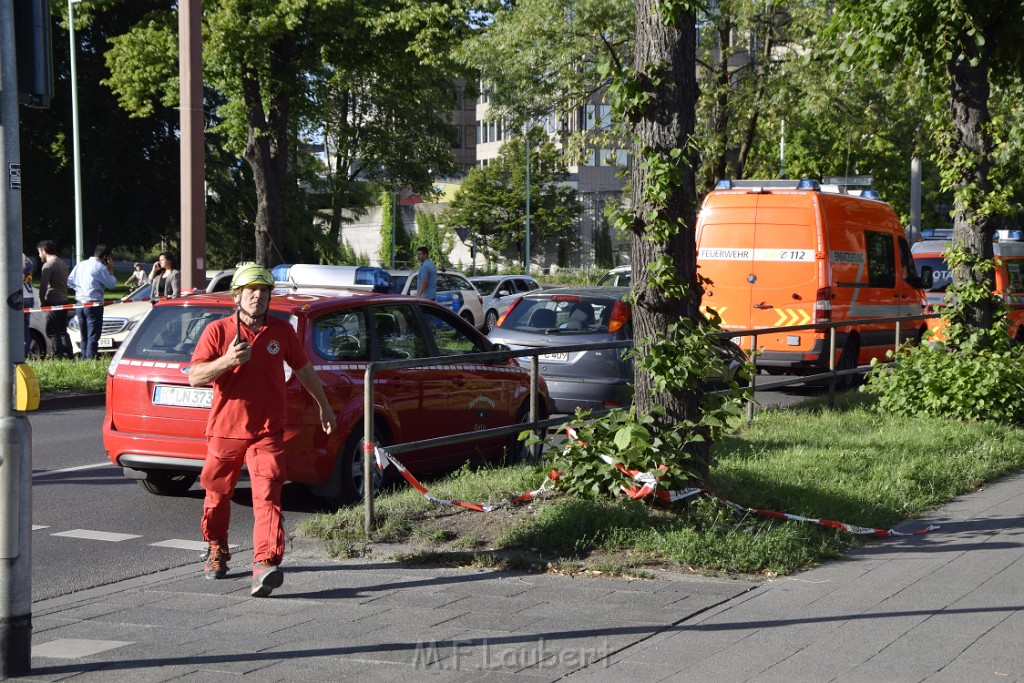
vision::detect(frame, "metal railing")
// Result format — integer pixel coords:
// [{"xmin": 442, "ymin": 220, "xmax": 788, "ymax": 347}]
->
[{"xmin": 359, "ymin": 313, "xmax": 937, "ymax": 529}]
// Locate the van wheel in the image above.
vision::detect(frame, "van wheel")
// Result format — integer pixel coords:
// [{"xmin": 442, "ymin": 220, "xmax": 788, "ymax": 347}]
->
[
  {"xmin": 140, "ymin": 471, "xmax": 198, "ymax": 496},
  {"xmin": 836, "ymin": 338, "xmax": 860, "ymax": 390},
  {"xmin": 337, "ymin": 428, "xmax": 386, "ymax": 504},
  {"xmin": 484, "ymin": 310, "xmax": 499, "ymax": 333}
]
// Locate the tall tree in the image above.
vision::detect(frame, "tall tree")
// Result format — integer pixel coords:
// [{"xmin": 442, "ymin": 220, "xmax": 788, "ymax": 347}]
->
[
  {"xmin": 103, "ymin": 0, "xmax": 464, "ymax": 265},
  {"xmin": 440, "ymin": 127, "xmax": 582, "ymax": 266},
  {"xmin": 833, "ymin": 2, "xmax": 1024, "ymax": 335}
]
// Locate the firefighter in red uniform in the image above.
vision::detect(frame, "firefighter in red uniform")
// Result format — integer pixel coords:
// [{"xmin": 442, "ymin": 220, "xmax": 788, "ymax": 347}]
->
[{"xmin": 189, "ymin": 263, "xmax": 336, "ymax": 597}]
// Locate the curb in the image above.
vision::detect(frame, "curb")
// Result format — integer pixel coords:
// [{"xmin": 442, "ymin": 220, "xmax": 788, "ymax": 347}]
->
[{"xmin": 36, "ymin": 392, "xmax": 105, "ymax": 411}]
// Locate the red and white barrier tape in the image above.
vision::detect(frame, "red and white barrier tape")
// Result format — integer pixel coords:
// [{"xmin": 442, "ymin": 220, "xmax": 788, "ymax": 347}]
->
[
  {"xmin": 24, "ymin": 294, "xmax": 178, "ymax": 314},
  {"xmin": 561, "ymin": 427, "xmax": 939, "ymax": 538},
  {"xmin": 372, "ymin": 445, "xmax": 558, "ymax": 512}
]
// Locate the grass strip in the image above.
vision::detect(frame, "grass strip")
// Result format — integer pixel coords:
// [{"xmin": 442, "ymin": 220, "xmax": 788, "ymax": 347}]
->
[{"xmin": 29, "ymin": 358, "xmax": 108, "ymax": 394}]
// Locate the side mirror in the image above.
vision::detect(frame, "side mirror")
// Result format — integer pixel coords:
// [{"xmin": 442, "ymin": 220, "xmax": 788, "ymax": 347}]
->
[
  {"xmin": 918, "ymin": 266, "xmax": 933, "ymax": 290},
  {"xmin": 491, "ymin": 343, "xmax": 510, "ymax": 351},
  {"xmin": 496, "ymin": 289, "xmax": 510, "ymax": 298}
]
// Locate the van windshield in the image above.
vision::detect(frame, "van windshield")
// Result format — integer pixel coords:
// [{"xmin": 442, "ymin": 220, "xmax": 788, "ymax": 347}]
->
[{"xmin": 914, "ymin": 257, "xmax": 951, "ymax": 292}]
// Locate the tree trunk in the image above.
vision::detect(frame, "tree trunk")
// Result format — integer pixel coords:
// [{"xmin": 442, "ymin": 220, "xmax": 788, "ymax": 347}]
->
[
  {"xmin": 946, "ymin": 33, "xmax": 996, "ymax": 332},
  {"xmin": 630, "ymin": 1, "xmax": 706, "ymax": 478},
  {"xmin": 239, "ymin": 40, "xmax": 292, "ymax": 267}
]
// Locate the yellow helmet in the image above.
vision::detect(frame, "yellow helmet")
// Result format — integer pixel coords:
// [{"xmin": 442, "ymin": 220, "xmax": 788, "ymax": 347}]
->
[{"xmin": 230, "ymin": 262, "xmax": 274, "ymax": 292}]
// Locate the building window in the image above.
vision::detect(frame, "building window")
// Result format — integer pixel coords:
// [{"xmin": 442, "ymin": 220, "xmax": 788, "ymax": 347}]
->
[{"xmin": 465, "ymin": 124, "xmax": 476, "ymax": 146}]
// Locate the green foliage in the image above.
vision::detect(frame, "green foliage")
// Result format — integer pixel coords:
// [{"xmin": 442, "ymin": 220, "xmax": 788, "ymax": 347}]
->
[
  {"xmin": 414, "ymin": 212, "xmax": 456, "ymax": 269},
  {"xmin": 593, "ymin": 214, "xmax": 615, "ymax": 269},
  {"xmin": 542, "ymin": 393, "xmax": 748, "ymax": 499},
  {"xmin": 29, "ymin": 358, "xmax": 108, "ymax": 394},
  {"xmin": 863, "ymin": 246, "xmax": 1024, "ymax": 423},
  {"xmin": 440, "ymin": 127, "xmax": 582, "ymax": 264}
]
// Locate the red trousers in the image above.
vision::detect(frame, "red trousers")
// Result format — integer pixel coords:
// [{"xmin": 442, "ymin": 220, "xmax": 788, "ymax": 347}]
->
[{"xmin": 200, "ymin": 433, "xmax": 286, "ymax": 565}]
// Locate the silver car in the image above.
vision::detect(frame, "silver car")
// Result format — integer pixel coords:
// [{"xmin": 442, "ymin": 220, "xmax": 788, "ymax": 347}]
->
[
  {"xmin": 487, "ymin": 288, "xmax": 635, "ymax": 414},
  {"xmin": 388, "ymin": 268, "xmax": 486, "ymax": 331},
  {"xmin": 487, "ymin": 287, "xmax": 747, "ymax": 415},
  {"xmin": 469, "ymin": 275, "xmax": 541, "ymax": 332}
]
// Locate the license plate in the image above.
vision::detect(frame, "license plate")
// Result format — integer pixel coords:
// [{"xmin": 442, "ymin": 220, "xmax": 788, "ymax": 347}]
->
[
  {"xmin": 98, "ymin": 337, "xmax": 113, "ymax": 348},
  {"xmin": 152, "ymin": 385, "xmax": 213, "ymax": 409},
  {"xmin": 541, "ymin": 352, "xmax": 569, "ymax": 362}
]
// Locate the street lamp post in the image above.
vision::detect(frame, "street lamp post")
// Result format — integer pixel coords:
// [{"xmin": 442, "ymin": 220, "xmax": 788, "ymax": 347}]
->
[
  {"xmin": 524, "ymin": 127, "xmax": 531, "ymax": 276},
  {"xmin": 68, "ymin": 0, "xmax": 84, "ymax": 264}
]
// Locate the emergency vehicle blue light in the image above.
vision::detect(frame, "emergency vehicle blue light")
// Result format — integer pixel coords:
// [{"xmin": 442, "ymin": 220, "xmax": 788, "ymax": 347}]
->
[
  {"xmin": 861, "ymin": 189, "xmax": 881, "ymax": 199},
  {"xmin": 796, "ymin": 179, "xmax": 820, "ymax": 190},
  {"xmin": 715, "ymin": 179, "xmax": 733, "ymax": 190},
  {"xmin": 354, "ymin": 267, "xmax": 392, "ymax": 293}
]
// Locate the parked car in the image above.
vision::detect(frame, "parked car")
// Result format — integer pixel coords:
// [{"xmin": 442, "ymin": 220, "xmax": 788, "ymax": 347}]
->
[
  {"xmin": 69, "ymin": 271, "xmax": 236, "ymax": 355},
  {"xmin": 470, "ymin": 275, "xmax": 542, "ymax": 332},
  {"xmin": 102, "ymin": 266, "xmax": 548, "ymax": 504},
  {"xmin": 596, "ymin": 265, "xmax": 631, "ymax": 287},
  {"xmin": 388, "ymin": 268, "xmax": 486, "ymax": 331},
  {"xmin": 487, "ymin": 287, "xmax": 746, "ymax": 415},
  {"xmin": 27, "ymin": 286, "xmax": 52, "ymax": 359}
]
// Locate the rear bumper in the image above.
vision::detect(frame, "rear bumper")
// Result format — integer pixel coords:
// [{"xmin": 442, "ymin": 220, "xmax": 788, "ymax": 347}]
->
[{"xmin": 545, "ymin": 377, "xmax": 633, "ymax": 415}]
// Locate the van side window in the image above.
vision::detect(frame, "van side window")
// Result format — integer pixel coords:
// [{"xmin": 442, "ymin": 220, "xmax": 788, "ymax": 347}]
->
[
  {"xmin": 897, "ymin": 237, "xmax": 916, "ymax": 283},
  {"xmin": 865, "ymin": 231, "xmax": 896, "ymax": 288}
]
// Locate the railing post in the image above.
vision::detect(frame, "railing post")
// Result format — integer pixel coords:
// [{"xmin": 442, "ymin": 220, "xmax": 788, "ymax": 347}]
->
[
  {"xmin": 828, "ymin": 327, "xmax": 837, "ymax": 408},
  {"xmin": 895, "ymin": 319, "xmax": 902, "ymax": 350},
  {"xmin": 747, "ymin": 334, "xmax": 756, "ymax": 423},
  {"xmin": 363, "ymin": 365, "xmax": 375, "ymax": 535},
  {"xmin": 529, "ymin": 355, "xmax": 540, "ymax": 461}
]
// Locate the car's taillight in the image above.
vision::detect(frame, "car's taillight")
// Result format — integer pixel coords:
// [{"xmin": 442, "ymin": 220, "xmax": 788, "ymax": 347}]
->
[
  {"xmin": 814, "ymin": 287, "xmax": 832, "ymax": 325},
  {"xmin": 495, "ymin": 296, "xmax": 524, "ymax": 328},
  {"xmin": 608, "ymin": 300, "xmax": 631, "ymax": 333}
]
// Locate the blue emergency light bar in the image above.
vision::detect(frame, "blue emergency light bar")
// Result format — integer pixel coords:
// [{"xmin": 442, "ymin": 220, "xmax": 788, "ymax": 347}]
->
[{"xmin": 285, "ymin": 264, "xmax": 392, "ymax": 293}]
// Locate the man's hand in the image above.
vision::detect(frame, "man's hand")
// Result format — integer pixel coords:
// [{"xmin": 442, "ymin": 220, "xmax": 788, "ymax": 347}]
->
[
  {"xmin": 318, "ymin": 403, "xmax": 336, "ymax": 435},
  {"xmin": 225, "ymin": 339, "xmax": 251, "ymax": 367}
]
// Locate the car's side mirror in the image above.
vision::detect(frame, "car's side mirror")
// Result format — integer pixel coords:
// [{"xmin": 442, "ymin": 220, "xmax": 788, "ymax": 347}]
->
[
  {"xmin": 918, "ymin": 266, "xmax": 933, "ymax": 290},
  {"xmin": 491, "ymin": 343, "xmax": 510, "ymax": 351},
  {"xmin": 497, "ymin": 289, "xmax": 510, "ymax": 298}
]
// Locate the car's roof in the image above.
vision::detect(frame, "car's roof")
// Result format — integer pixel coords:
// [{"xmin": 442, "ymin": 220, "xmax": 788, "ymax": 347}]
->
[
  {"xmin": 152, "ymin": 288, "xmax": 435, "ymax": 315},
  {"xmin": 470, "ymin": 275, "xmax": 534, "ymax": 281},
  {"xmin": 521, "ymin": 286, "xmax": 629, "ymax": 299}
]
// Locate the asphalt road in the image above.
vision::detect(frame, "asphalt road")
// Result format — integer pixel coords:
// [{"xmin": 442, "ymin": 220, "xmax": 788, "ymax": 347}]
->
[
  {"xmin": 28, "ymin": 403, "xmax": 326, "ymax": 602},
  {"xmin": 26, "ymin": 382, "xmax": 828, "ymax": 602}
]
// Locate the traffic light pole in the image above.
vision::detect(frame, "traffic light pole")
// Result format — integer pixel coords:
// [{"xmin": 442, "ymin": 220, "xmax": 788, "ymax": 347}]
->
[{"xmin": 0, "ymin": 0, "xmax": 35, "ymax": 676}]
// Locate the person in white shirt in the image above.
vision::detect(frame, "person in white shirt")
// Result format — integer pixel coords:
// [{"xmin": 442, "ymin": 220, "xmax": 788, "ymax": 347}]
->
[{"xmin": 68, "ymin": 244, "xmax": 117, "ymax": 359}]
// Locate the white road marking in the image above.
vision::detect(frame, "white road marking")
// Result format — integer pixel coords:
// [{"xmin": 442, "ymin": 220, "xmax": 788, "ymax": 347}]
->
[
  {"xmin": 32, "ymin": 462, "xmax": 111, "ymax": 479},
  {"xmin": 150, "ymin": 539, "xmax": 239, "ymax": 551},
  {"xmin": 32, "ymin": 525, "xmax": 49, "ymax": 531},
  {"xmin": 50, "ymin": 530, "xmax": 142, "ymax": 542},
  {"xmin": 34, "ymin": 638, "xmax": 133, "ymax": 659}
]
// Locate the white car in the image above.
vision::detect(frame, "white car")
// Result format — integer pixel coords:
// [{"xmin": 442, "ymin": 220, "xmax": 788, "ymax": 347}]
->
[
  {"xmin": 387, "ymin": 268, "xmax": 486, "ymax": 331},
  {"xmin": 469, "ymin": 275, "xmax": 542, "ymax": 332}
]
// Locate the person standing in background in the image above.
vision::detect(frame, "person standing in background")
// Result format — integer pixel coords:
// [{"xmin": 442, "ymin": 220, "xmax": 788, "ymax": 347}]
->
[
  {"xmin": 415, "ymin": 246, "xmax": 437, "ymax": 301},
  {"xmin": 126, "ymin": 262, "xmax": 147, "ymax": 290},
  {"xmin": 148, "ymin": 252, "xmax": 181, "ymax": 300},
  {"xmin": 22, "ymin": 255, "xmax": 34, "ymax": 357},
  {"xmin": 36, "ymin": 240, "xmax": 73, "ymax": 359},
  {"xmin": 68, "ymin": 244, "xmax": 117, "ymax": 359}
]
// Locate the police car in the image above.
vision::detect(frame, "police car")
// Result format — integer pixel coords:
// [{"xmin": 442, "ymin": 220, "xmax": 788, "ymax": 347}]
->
[
  {"xmin": 388, "ymin": 268, "xmax": 486, "ymax": 331},
  {"xmin": 102, "ymin": 265, "xmax": 548, "ymax": 504}
]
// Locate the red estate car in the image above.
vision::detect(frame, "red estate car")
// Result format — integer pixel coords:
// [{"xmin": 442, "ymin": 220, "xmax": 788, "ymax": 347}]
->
[{"xmin": 103, "ymin": 269, "xmax": 548, "ymax": 503}]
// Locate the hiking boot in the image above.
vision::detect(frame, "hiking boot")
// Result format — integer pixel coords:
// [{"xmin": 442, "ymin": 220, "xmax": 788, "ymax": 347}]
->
[
  {"xmin": 251, "ymin": 560, "xmax": 283, "ymax": 598},
  {"xmin": 204, "ymin": 542, "xmax": 231, "ymax": 579}
]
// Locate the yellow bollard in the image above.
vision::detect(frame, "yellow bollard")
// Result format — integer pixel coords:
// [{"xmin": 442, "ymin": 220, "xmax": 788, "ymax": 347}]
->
[{"xmin": 13, "ymin": 365, "xmax": 39, "ymax": 412}]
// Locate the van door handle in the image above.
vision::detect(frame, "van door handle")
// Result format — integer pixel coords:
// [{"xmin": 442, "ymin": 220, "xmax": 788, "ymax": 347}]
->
[{"xmin": 753, "ymin": 303, "xmax": 773, "ymax": 309}]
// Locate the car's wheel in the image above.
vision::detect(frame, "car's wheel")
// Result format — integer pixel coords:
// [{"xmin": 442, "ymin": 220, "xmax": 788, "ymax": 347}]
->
[
  {"xmin": 503, "ymin": 403, "xmax": 536, "ymax": 465},
  {"xmin": 139, "ymin": 471, "xmax": 198, "ymax": 496},
  {"xmin": 460, "ymin": 311, "xmax": 475, "ymax": 328},
  {"xmin": 27, "ymin": 329, "xmax": 46, "ymax": 360},
  {"xmin": 484, "ymin": 309, "xmax": 499, "ymax": 333},
  {"xmin": 337, "ymin": 428, "xmax": 386, "ymax": 504},
  {"xmin": 835, "ymin": 337, "xmax": 860, "ymax": 390}
]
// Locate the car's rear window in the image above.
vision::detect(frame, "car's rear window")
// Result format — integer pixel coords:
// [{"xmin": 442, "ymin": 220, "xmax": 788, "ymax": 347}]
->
[
  {"xmin": 499, "ymin": 297, "xmax": 616, "ymax": 334},
  {"xmin": 121, "ymin": 306, "xmax": 234, "ymax": 362},
  {"xmin": 122, "ymin": 306, "xmax": 291, "ymax": 362}
]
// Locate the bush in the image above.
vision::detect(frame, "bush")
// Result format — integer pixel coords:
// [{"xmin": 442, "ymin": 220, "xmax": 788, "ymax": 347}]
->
[{"xmin": 863, "ymin": 246, "xmax": 1024, "ymax": 423}]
